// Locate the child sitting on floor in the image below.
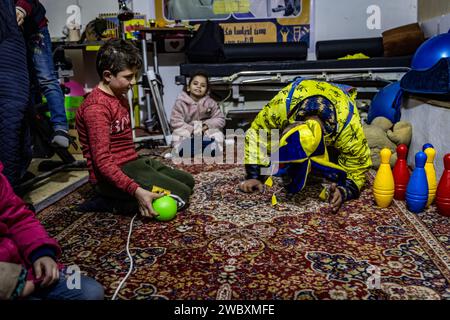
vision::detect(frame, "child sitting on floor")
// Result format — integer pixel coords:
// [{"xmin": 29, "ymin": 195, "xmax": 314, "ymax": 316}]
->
[
  {"xmin": 76, "ymin": 39, "xmax": 194, "ymax": 217},
  {"xmin": 170, "ymin": 70, "xmax": 225, "ymax": 157},
  {"xmin": 0, "ymin": 162, "xmax": 104, "ymax": 300}
]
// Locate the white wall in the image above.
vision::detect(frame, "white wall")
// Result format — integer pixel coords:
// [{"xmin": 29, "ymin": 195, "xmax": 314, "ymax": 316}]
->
[
  {"xmin": 310, "ymin": 0, "xmax": 418, "ymax": 59},
  {"xmin": 401, "ymin": 98, "xmax": 450, "ymax": 178},
  {"xmin": 313, "ymin": 0, "xmax": 418, "ymax": 41},
  {"xmin": 420, "ymin": 13, "xmax": 450, "ymax": 38},
  {"xmin": 41, "ymin": 0, "xmax": 154, "ymax": 38}
]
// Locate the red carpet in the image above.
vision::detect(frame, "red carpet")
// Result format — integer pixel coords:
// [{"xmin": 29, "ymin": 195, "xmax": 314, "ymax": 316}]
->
[{"xmin": 37, "ymin": 160, "xmax": 450, "ymax": 300}]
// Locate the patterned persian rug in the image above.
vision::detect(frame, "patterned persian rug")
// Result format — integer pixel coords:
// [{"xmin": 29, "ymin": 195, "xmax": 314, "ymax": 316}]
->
[{"xmin": 37, "ymin": 157, "xmax": 450, "ymax": 300}]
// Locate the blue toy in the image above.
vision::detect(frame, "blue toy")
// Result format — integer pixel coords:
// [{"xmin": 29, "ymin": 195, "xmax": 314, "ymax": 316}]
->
[
  {"xmin": 406, "ymin": 151, "xmax": 429, "ymax": 213},
  {"xmin": 411, "ymin": 31, "xmax": 450, "ymax": 70},
  {"xmin": 367, "ymin": 81, "xmax": 403, "ymax": 124}
]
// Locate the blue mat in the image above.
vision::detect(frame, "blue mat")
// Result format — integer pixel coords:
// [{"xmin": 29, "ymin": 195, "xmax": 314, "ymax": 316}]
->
[{"xmin": 401, "ymin": 57, "xmax": 450, "ymax": 96}]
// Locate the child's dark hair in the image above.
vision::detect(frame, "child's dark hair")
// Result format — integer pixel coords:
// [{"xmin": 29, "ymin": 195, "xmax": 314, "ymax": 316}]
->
[
  {"xmin": 184, "ymin": 70, "xmax": 210, "ymax": 92},
  {"xmin": 96, "ymin": 39, "xmax": 142, "ymax": 78}
]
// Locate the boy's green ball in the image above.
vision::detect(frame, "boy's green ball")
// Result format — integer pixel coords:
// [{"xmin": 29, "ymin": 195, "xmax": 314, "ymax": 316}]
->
[{"xmin": 153, "ymin": 195, "xmax": 178, "ymax": 221}]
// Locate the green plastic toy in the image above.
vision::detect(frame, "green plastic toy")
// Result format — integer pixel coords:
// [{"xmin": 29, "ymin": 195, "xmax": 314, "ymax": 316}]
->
[{"xmin": 153, "ymin": 195, "xmax": 178, "ymax": 221}]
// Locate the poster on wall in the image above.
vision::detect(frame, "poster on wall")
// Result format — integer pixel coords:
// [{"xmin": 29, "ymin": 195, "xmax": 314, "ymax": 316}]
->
[{"xmin": 155, "ymin": 0, "xmax": 310, "ymax": 45}]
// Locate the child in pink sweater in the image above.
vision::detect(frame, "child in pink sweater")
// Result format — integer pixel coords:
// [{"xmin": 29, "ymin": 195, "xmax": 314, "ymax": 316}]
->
[{"xmin": 170, "ymin": 71, "xmax": 225, "ymax": 156}]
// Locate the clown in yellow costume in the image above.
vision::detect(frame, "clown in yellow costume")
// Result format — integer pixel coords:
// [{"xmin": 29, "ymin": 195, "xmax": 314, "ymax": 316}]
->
[{"xmin": 240, "ymin": 79, "xmax": 372, "ymax": 212}]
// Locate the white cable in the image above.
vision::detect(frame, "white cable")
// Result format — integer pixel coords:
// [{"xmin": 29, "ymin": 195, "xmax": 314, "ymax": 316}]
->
[
  {"xmin": 169, "ymin": 194, "xmax": 186, "ymax": 209},
  {"xmin": 111, "ymin": 194, "xmax": 183, "ymax": 300},
  {"xmin": 111, "ymin": 213, "xmax": 137, "ymax": 300}
]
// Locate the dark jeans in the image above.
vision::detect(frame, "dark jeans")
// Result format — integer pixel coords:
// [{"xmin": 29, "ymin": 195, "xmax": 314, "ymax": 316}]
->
[
  {"xmin": 178, "ymin": 136, "xmax": 217, "ymax": 157},
  {"xmin": 96, "ymin": 157, "xmax": 195, "ymax": 205},
  {"xmin": 27, "ymin": 26, "xmax": 68, "ymax": 131},
  {"xmin": 28, "ymin": 269, "xmax": 104, "ymax": 300}
]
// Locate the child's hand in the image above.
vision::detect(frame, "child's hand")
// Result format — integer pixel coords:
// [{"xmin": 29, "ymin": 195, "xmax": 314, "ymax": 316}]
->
[
  {"xmin": 328, "ymin": 183, "xmax": 343, "ymax": 213},
  {"xmin": 239, "ymin": 179, "xmax": 264, "ymax": 193},
  {"xmin": 193, "ymin": 121, "xmax": 203, "ymax": 136},
  {"xmin": 20, "ymin": 281, "xmax": 35, "ymax": 298},
  {"xmin": 15, "ymin": 7, "xmax": 26, "ymax": 26},
  {"xmin": 202, "ymin": 124, "xmax": 209, "ymax": 133},
  {"xmin": 135, "ymin": 187, "xmax": 164, "ymax": 217},
  {"xmin": 33, "ymin": 256, "xmax": 59, "ymax": 288}
]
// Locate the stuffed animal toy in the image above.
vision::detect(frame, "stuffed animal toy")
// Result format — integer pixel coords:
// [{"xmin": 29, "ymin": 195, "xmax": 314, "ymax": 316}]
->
[
  {"xmin": 387, "ymin": 121, "xmax": 412, "ymax": 146},
  {"xmin": 371, "ymin": 117, "xmax": 393, "ymax": 131},
  {"xmin": 363, "ymin": 116, "xmax": 412, "ymax": 168}
]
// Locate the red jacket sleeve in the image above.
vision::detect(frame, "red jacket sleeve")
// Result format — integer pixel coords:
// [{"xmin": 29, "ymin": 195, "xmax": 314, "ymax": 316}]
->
[
  {"xmin": 0, "ymin": 163, "xmax": 61, "ymax": 266},
  {"xmin": 83, "ymin": 105, "xmax": 140, "ymax": 195}
]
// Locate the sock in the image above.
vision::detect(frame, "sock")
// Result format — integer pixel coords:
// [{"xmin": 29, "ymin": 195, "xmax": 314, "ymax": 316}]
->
[{"xmin": 51, "ymin": 129, "xmax": 69, "ymax": 148}]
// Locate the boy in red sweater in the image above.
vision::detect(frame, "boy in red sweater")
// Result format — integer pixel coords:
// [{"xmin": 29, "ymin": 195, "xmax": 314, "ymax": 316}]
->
[{"xmin": 76, "ymin": 39, "xmax": 194, "ymax": 217}]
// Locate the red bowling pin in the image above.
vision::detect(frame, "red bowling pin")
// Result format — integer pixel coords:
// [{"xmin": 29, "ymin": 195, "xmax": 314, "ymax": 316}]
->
[
  {"xmin": 393, "ymin": 144, "xmax": 410, "ymax": 200},
  {"xmin": 436, "ymin": 154, "xmax": 450, "ymax": 217}
]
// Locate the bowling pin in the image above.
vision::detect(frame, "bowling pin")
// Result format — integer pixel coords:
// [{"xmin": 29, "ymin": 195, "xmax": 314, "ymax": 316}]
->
[
  {"xmin": 423, "ymin": 146, "xmax": 437, "ymax": 207},
  {"xmin": 436, "ymin": 153, "xmax": 450, "ymax": 217},
  {"xmin": 406, "ymin": 151, "xmax": 428, "ymax": 213},
  {"xmin": 373, "ymin": 148, "xmax": 394, "ymax": 208},
  {"xmin": 393, "ymin": 144, "xmax": 410, "ymax": 200}
]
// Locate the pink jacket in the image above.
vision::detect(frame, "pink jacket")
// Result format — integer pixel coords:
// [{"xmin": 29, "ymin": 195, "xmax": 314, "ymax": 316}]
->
[
  {"xmin": 170, "ymin": 91, "xmax": 225, "ymax": 134},
  {"xmin": 0, "ymin": 163, "xmax": 61, "ymax": 283}
]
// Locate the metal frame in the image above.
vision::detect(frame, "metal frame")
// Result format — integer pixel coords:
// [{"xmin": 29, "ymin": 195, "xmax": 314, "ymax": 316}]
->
[
  {"xmin": 129, "ymin": 32, "xmax": 172, "ymax": 145},
  {"xmin": 206, "ymin": 66, "xmax": 410, "ymax": 109}
]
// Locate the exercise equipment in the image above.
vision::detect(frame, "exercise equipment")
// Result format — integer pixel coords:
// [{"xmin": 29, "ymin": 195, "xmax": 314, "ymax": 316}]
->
[
  {"xmin": 178, "ymin": 37, "xmax": 411, "ymax": 111},
  {"xmin": 316, "ymin": 37, "xmax": 384, "ymax": 60},
  {"xmin": 367, "ymin": 81, "xmax": 403, "ymax": 124},
  {"xmin": 128, "ymin": 28, "xmax": 183, "ymax": 147},
  {"xmin": 411, "ymin": 31, "xmax": 450, "ymax": 70}
]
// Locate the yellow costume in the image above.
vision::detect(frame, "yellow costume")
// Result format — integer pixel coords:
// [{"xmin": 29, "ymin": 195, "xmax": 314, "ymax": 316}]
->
[{"xmin": 245, "ymin": 79, "xmax": 372, "ymax": 200}]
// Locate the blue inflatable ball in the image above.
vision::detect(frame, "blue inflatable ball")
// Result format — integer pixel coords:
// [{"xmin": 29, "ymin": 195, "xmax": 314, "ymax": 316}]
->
[
  {"xmin": 411, "ymin": 31, "xmax": 450, "ymax": 70},
  {"xmin": 367, "ymin": 81, "xmax": 403, "ymax": 124}
]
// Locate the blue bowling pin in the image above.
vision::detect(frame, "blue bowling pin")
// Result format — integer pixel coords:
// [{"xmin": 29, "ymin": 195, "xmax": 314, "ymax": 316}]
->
[
  {"xmin": 422, "ymin": 143, "xmax": 434, "ymax": 151},
  {"xmin": 406, "ymin": 151, "xmax": 429, "ymax": 213}
]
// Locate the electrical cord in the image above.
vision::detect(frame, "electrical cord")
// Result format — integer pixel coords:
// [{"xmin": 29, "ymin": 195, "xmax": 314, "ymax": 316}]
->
[
  {"xmin": 111, "ymin": 213, "xmax": 137, "ymax": 300},
  {"xmin": 111, "ymin": 194, "xmax": 184, "ymax": 300}
]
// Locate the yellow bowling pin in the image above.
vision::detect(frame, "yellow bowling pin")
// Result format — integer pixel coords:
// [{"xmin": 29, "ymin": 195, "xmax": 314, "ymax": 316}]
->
[
  {"xmin": 373, "ymin": 148, "xmax": 395, "ymax": 208},
  {"xmin": 424, "ymin": 147, "xmax": 437, "ymax": 207}
]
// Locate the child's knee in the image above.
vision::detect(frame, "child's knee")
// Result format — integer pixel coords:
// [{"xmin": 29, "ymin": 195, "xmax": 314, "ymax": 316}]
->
[
  {"xmin": 173, "ymin": 183, "xmax": 194, "ymax": 204},
  {"xmin": 183, "ymin": 172, "xmax": 195, "ymax": 189},
  {"xmin": 79, "ymin": 276, "xmax": 104, "ymax": 300}
]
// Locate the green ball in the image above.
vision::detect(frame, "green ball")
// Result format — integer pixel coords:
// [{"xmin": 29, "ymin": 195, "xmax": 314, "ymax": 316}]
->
[{"xmin": 153, "ymin": 195, "xmax": 178, "ymax": 221}]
